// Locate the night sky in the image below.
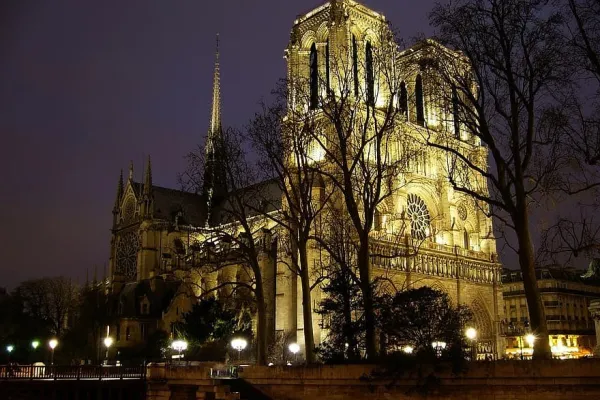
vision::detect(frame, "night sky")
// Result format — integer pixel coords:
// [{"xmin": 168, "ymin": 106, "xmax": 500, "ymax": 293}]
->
[{"xmin": 0, "ymin": 1, "xmax": 446, "ymax": 289}]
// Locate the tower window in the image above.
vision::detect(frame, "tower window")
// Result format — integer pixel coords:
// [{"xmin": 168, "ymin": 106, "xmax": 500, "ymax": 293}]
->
[
  {"xmin": 399, "ymin": 81, "xmax": 408, "ymax": 118},
  {"xmin": 365, "ymin": 41, "xmax": 375, "ymax": 106},
  {"xmin": 310, "ymin": 43, "xmax": 319, "ymax": 109},
  {"xmin": 452, "ymin": 85, "xmax": 460, "ymax": 138},
  {"xmin": 464, "ymin": 229, "xmax": 470, "ymax": 249},
  {"xmin": 415, "ymin": 74, "xmax": 425, "ymax": 126},
  {"xmin": 126, "ymin": 327, "xmax": 131, "ymax": 341},
  {"xmin": 353, "ymin": 35, "xmax": 359, "ymax": 97},
  {"xmin": 326, "ymin": 39, "xmax": 331, "ymax": 93}
]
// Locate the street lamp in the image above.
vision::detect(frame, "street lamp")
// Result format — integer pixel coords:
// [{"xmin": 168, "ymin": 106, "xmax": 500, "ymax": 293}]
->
[
  {"xmin": 31, "ymin": 341, "xmax": 39, "ymax": 350},
  {"xmin": 288, "ymin": 343, "xmax": 300, "ymax": 364},
  {"xmin": 465, "ymin": 327, "xmax": 478, "ymax": 361},
  {"xmin": 6, "ymin": 345, "xmax": 14, "ymax": 363},
  {"xmin": 171, "ymin": 340, "xmax": 188, "ymax": 360},
  {"xmin": 525, "ymin": 334, "xmax": 535, "ymax": 348},
  {"xmin": 48, "ymin": 339, "xmax": 58, "ymax": 365},
  {"xmin": 402, "ymin": 345, "xmax": 414, "ymax": 354},
  {"xmin": 231, "ymin": 338, "xmax": 247, "ymax": 362},
  {"xmin": 103, "ymin": 337, "xmax": 113, "ymax": 365},
  {"xmin": 431, "ymin": 341, "xmax": 447, "ymax": 357}
]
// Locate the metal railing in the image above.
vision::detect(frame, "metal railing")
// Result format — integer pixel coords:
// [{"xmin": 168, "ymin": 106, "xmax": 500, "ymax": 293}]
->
[
  {"xmin": 209, "ymin": 366, "xmax": 239, "ymax": 379},
  {"xmin": 0, "ymin": 365, "xmax": 146, "ymax": 381}
]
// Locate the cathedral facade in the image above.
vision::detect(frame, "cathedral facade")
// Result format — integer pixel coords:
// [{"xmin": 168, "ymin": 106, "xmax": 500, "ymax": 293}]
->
[{"xmin": 107, "ymin": 0, "xmax": 503, "ymax": 360}]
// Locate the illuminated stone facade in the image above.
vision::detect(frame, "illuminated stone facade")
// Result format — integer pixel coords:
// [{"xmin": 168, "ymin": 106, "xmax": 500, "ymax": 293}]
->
[{"xmin": 107, "ymin": 0, "xmax": 503, "ymax": 359}]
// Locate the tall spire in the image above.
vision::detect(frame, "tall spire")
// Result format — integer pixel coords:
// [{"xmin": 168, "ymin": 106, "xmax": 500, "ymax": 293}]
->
[
  {"xmin": 202, "ymin": 33, "xmax": 228, "ymax": 227},
  {"xmin": 207, "ymin": 33, "xmax": 222, "ymax": 155}
]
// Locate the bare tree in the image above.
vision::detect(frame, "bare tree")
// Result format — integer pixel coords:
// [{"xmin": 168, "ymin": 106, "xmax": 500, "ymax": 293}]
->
[
  {"xmin": 181, "ymin": 128, "xmax": 273, "ymax": 366},
  {"xmin": 16, "ymin": 277, "xmax": 79, "ymax": 337},
  {"xmin": 289, "ymin": 23, "xmax": 415, "ymax": 359},
  {"xmin": 427, "ymin": 0, "xmax": 573, "ymax": 358},
  {"xmin": 247, "ymin": 83, "xmax": 336, "ymax": 364}
]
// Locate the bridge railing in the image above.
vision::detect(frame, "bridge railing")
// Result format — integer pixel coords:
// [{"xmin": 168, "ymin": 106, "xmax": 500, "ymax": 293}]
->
[{"xmin": 0, "ymin": 365, "xmax": 146, "ymax": 381}]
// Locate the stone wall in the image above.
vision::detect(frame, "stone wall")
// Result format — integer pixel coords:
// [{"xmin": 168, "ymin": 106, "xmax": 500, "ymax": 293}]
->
[{"xmin": 237, "ymin": 360, "xmax": 600, "ymax": 400}]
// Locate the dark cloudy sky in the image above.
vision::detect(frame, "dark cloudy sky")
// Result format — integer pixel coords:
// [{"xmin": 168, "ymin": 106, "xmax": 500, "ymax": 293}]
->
[{"xmin": 0, "ymin": 1, "xmax": 443, "ymax": 288}]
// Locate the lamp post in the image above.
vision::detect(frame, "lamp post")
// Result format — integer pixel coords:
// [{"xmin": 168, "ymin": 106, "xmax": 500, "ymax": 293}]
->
[
  {"xmin": 465, "ymin": 327, "xmax": 478, "ymax": 361},
  {"xmin": 171, "ymin": 340, "xmax": 188, "ymax": 360},
  {"xmin": 231, "ymin": 338, "xmax": 247, "ymax": 362},
  {"xmin": 525, "ymin": 334, "xmax": 535, "ymax": 359},
  {"xmin": 288, "ymin": 343, "xmax": 300, "ymax": 364},
  {"xmin": 6, "ymin": 345, "xmax": 14, "ymax": 364},
  {"xmin": 103, "ymin": 337, "xmax": 113, "ymax": 365},
  {"xmin": 48, "ymin": 339, "xmax": 58, "ymax": 366}
]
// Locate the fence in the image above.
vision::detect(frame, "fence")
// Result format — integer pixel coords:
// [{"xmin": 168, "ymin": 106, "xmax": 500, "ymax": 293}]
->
[{"xmin": 0, "ymin": 365, "xmax": 146, "ymax": 381}]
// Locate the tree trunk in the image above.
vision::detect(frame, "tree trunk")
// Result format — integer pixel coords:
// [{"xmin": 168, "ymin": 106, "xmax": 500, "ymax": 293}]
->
[
  {"xmin": 515, "ymin": 210, "xmax": 551, "ymax": 360},
  {"xmin": 254, "ymin": 278, "xmax": 268, "ymax": 365},
  {"xmin": 358, "ymin": 236, "xmax": 377, "ymax": 359},
  {"xmin": 298, "ymin": 242, "xmax": 316, "ymax": 364}
]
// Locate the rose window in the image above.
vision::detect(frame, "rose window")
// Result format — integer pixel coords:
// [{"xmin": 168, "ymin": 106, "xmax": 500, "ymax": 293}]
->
[
  {"xmin": 457, "ymin": 203, "xmax": 468, "ymax": 221},
  {"xmin": 407, "ymin": 194, "xmax": 430, "ymax": 240},
  {"xmin": 116, "ymin": 231, "xmax": 139, "ymax": 278}
]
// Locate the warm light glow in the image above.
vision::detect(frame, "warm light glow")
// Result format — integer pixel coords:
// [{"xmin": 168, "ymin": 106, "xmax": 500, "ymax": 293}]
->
[
  {"xmin": 465, "ymin": 327, "xmax": 477, "ymax": 341},
  {"xmin": 431, "ymin": 341, "xmax": 447, "ymax": 349},
  {"xmin": 402, "ymin": 345, "xmax": 414, "ymax": 354},
  {"xmin": 6, "ymin": 345, "xmax": 14, "ymax": 353},
  {"xmin": 49, "ymin": 339, "xmax": 58, "ymax": 350},
  {"xmin": 31, "ymin": 340, "xmax": 40, "ymax": 349},
  {"xmin": 231, "ymin": 338, "xmax": 247, "ymax": 352},
  {"xmin": 171, "ymin": 340, "xmax": 188, "ymax": 352},
  {"xmin": 288, "ymin": 343, "xmax": 300, "ymax": 354},
  {"xmin": 525, "ymin": 334, "xmax": 535, "ymax": 348},
  {"xmin": 103, "ymin": 337, "xmax": 114, "ymax": 348}
]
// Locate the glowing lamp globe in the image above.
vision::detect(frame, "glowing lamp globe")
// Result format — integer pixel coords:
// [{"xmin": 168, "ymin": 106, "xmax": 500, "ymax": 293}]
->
[
  {"xmin": 288, "ymin": 343, "xmax": 300, "ymax": 355},
  {"xmin": 171, "ymin": 340, "xmax": 188, "ymax": 352},
  {"xmin": 49, "ymin": 339, "xmax": 58, "ymax": 350},
  {"xmin": 466, "ymin": 327, "xmax": 477, "ymax": 341},
  {"xmin": 104, "ymin": 337, "xmax": 114, "ymax": 348},
  {"xmin": 231, "ymin": 338, "xmax": 247, "ymax": 352}
]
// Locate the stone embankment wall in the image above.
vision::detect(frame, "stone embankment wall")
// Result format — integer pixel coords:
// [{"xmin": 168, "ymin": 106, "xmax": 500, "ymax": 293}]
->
[{"xmin": 148, "ymin": 360, "xmax": 600, "ymax": 400}]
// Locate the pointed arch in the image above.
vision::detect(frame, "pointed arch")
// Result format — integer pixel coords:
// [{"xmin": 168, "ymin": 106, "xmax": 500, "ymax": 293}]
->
[
  {"xmin": 310, "ymin": 43, "xmax": 319, "ymax": 110},
  {"xmin": 452, "ymin": 84, "xmax": 460, "ymax": 138},
  {"xmin": 365, "ymin": 41, "xmax": 375, "ymax": 106},
  {"xmin": 470, "ymin": 298, "xmax": 494, "ymax": 340},
  {"xmin": 398, "ymin": 81, "xmax": 408, "ymax": 119},
  {"xmin": 352, "ymin": 34, "xmax": 359, "ymax": 97},
  {"xmin": 415, "ymin": 74, "xmax": 425, "ymax": 126}
]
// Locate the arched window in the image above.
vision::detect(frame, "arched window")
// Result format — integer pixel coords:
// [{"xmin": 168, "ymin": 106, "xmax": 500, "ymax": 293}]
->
[
  {"xmin": 415, "ymin": 74, "xmax": 425, "ymax": 126},
  {"xmin": 310, "ymin": 43, "xmax": 319, "ymax": 109},
  {"xmin": 352, "ymin": 35, "xmax": 359, "ymax": 97},
  {"xmin": 452, "ymin": 85, "xmax": 460, "ymax": 138},
  {"xmin": 365, "ymin": 41, "xmax": 375, "ymax": 106},
  {"xmin": 464, "ymin": 229, "xmax": 470, "ymax": 249},
  {"xmin": 399, "ymin": 81, "xmax": 408, "ymax": 118},
  {"xmin": 326, "ymin": 39, "xmax": 331, "ymax": 92}
]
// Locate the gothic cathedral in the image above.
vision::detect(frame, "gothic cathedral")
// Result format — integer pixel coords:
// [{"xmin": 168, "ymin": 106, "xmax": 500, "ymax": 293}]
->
[{"xmin": 107, "ymin": 0, "xmax": 503, "ymax": 359}]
